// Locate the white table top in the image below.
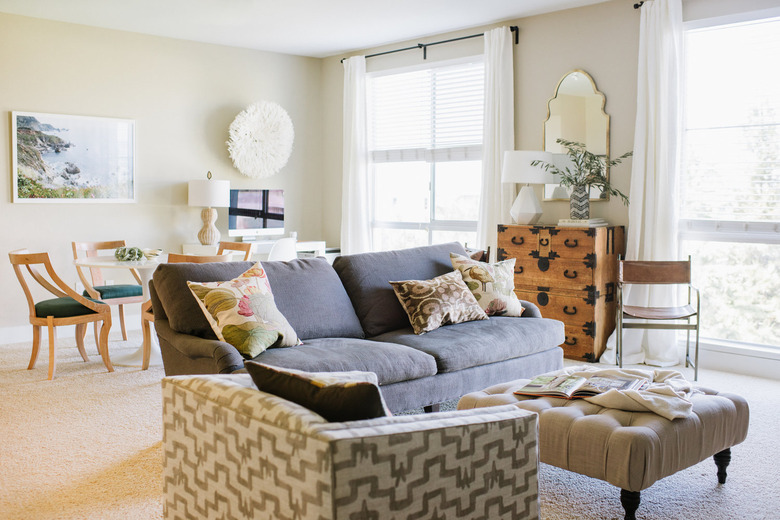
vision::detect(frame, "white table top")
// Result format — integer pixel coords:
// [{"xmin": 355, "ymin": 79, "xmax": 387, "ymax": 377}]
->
[{"xmin": 74, "ymin": 255, "xmax": 167, "ymax": 270}]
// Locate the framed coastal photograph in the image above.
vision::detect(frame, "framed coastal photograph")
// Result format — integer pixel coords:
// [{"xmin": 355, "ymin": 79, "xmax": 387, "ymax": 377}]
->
[{"xmin": 11, "ymin": 111, "xmax": 135, "ymax": 203}]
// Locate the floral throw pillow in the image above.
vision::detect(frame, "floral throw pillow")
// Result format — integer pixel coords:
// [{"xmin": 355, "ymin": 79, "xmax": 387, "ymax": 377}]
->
[
  {"xmin": 187, "ymin": 263, "xmax": 301, "ymax": 358},
  {"xmin": 450, "ymin": 252, "xmax": 524, "ymax": 317},
  {"xmin": 389, "ymin": 270, "xmax": 488, "ymax": 335}
]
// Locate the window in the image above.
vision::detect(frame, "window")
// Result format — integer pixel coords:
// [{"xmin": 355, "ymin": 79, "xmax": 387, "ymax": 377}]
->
[
  {"xmin": 367, "ymin": 58, "xmax": 484, "ymax": 251},
  {"xmin": 681, "ymin": 15, "xmax": 780, "ymax": 348}
]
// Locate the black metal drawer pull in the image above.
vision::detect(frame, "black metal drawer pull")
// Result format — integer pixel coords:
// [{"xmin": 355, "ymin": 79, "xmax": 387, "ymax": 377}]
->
[
  {"xmin": 565, "ymin": 337, "xmax": 577, "ymax": 345},
  {"xmin": 511, "ymin": 236, "xmax": 524, "ymax": 245},
  {"xmin": 564, "ymin": 270, "xmax": 577, "ymax": 279},
  {"xmin": 539, "ymin": 238, "xmax": 549, "ymax": 246},
  {"xmin": 514, "ymin": 266, "xmax": 524, "ymax": 274},
  {"xmin": 564, "ymin": 238, "xmax": 578, "ymax": 248},
  {"xmin": 563, "ymin": 306, "xmax": 577, "ymax": 315}
]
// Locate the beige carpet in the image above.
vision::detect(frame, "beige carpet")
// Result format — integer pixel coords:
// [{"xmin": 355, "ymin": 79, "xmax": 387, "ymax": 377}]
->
[{"xmin": 1, "ymin": 333, "xmax": 778, "ymax": 520}]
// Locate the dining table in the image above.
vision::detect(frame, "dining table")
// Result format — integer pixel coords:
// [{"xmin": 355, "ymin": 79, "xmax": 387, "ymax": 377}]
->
[{"xmin": 73, "ymin": 254, "xmax": 166, "ymax": 368}]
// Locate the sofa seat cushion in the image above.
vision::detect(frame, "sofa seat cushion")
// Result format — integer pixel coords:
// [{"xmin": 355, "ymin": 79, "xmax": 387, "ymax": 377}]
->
[
  {"xmin": 333, "ymin": 242, "xmax": 468, "ymax": 337},
  {"xmin": 262, "ymin": 258, "xmax": 364, "ymax": 340},
  {"xmin": 249, "ymin": 337, "xmax": 437, "ymax": 385},
  {"xmin": 370, "ymin": 316, "xmax": 565, "ymax": 373}
]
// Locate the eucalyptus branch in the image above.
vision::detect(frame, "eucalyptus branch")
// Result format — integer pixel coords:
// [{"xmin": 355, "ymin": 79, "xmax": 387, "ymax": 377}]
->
[{"xmin": 531, "ymin": 138, "xmax": 632, "ymax": 206}]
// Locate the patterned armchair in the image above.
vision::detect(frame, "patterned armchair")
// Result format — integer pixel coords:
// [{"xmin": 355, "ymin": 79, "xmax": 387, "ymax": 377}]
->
[{"xmin": 162, "ymin": 374, "xmax": 539, "ymax": 520}]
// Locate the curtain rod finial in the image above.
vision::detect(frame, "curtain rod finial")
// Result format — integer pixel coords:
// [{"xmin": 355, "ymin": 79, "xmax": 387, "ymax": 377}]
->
[{"xmin": 634, "ymin": 1, "xmax": 645, "ymax": 9}]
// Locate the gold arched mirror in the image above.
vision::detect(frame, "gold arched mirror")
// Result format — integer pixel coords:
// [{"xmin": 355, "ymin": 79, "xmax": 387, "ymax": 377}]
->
[{"xmin": 543, "ymin": 70, "xmax": 610, "ymax": 201}]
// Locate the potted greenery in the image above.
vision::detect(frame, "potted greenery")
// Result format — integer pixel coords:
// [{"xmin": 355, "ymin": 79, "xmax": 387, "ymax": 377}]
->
[{"xmin": 532, "ymin": 138, "xmax": 632, "ymax": 219}]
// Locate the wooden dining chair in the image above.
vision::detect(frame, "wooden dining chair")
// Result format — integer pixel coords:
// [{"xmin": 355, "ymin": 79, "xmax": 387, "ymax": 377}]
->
[
  {"xmin": 216, "ymin": 241, "xmax": 254, "ymax": 261},
  {"xmin": 616, "ymin": 256, "xmax": 701, "ymax": 380},
  {"xmin": 9, "ymin": 249, "xmax": 114, "ymax": 380},
  {"xmin": 72, "ymin": 240, "xmax": 144, "ymax": 341},
  {"xmin": 140, "ymin": 252, "xmax": 231, "ymax": 369}
]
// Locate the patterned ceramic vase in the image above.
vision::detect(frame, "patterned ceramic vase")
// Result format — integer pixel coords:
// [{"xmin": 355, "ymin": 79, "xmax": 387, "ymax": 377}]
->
[{"xmin": 570, "ymin": 185, "xmax": 590, "ymax": 219}]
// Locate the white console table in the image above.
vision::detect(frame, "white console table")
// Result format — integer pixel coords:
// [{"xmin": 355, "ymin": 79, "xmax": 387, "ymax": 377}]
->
[{"xmin": 182, "ymin": 240, "xmax": 327, "ymax": 260}]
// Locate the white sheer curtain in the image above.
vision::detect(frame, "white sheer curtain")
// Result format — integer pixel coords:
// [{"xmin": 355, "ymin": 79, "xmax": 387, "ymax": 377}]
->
[
  {"xmin": 476, "ymin": 27, "xmax": 515, "ymax": 258},
  {"xmin": 601, "ymin": 0, "xmax": 683, "ymax": 366},
  {"xmin": 340, "ymin": 56, "xmax": 372, "ymax": 255}
]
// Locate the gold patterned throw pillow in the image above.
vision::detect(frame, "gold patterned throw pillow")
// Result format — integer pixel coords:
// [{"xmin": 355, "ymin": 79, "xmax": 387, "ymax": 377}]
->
[
  {"xmin": 450, "ymin": 252, "xmax": 524, "ymax": 317},
  {"xmin": 389, "ymin": 270, "xmax": 488, "ymax": 335},
  {"xmin": 187, "ymin": 263, "xmax": 300, "ymax": 358}
]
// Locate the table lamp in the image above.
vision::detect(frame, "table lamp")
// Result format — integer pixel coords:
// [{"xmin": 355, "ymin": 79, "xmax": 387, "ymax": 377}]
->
[
  {"xmin": 188, "ymin": 172, "xmax": 230, "ymax": 246},
  {"xmin": 501, "ymin": 150, "xmax": 559, "ymax": 225}
]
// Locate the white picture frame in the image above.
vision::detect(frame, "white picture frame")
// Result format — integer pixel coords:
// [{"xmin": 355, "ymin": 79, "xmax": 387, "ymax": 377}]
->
[{"xmin": 12, "ymin": 111, "xmax": 135, "ymax": 203}]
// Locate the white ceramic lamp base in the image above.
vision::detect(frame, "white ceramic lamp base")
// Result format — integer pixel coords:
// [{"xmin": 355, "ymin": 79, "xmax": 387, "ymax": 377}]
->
[
  {"xmin": 510, "ymin": 185, "xmax": 543, "ymax": 225},
  {"xmin": 198, "ymin": 207, "xmax": 220, "ymax": 246}
]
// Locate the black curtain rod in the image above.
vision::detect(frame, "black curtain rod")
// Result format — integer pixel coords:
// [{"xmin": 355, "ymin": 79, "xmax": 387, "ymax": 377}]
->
[
  {"xmin": 341, "ymin": 26, "xmax": 518, "ymax": 63},
  {"xmin": 634, "ymin": 1, "xmax": 645, "ymax": 8}
]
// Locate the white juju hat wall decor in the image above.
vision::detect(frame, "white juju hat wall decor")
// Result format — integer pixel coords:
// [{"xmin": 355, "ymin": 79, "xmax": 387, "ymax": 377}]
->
[{"xmin": 227, "ymin": 101, "xmax": 294, "ymax": 179}]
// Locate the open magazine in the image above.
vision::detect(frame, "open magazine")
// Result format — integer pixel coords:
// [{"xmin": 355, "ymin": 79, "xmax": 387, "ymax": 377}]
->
[{"xmin": 514, "ymin": 374, "xmax": 650, "ymax": 399}]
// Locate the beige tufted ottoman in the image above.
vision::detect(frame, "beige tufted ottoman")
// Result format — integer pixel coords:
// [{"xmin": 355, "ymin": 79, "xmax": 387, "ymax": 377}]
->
[{"xmin": 458, "ymin": 378, "xmax": 749, "ymax": 520}]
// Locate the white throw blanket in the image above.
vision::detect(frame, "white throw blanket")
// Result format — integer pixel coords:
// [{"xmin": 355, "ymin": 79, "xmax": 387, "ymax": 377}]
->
[{"xmin": 551, "ymin": 365, "xmax": 700, "ymax": 420}]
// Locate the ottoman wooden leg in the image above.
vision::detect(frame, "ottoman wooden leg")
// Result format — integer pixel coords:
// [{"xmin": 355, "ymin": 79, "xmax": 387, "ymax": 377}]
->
[
  {"xmin": 620, "ymin": 489, "xmax": 640, "ymax": 520},
  {"xmin": 714, "ymin": 448, "xmax": 731, "ymax": 484}
]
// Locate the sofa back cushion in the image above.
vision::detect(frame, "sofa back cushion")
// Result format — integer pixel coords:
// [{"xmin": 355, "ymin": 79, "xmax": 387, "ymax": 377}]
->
[
  {"xmin": 153, "ymin": 261, "xmax": 255, "ymax": 338},
  {"xmin": 332, "ymin": 242, "xmax": 468, "ymax": 337},
  {"xmin": 262, "ymin": 258, "xmax": 364, "ymax": 340}
]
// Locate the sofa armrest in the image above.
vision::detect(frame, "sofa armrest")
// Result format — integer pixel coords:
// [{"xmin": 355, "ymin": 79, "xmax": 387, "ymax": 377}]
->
[
  {"xmin": 155, "ymin": 318, "xmax": 244, "ymax": 374},
  {"xmin": 162, "ymin": 374, "xmax": 539, "ymax": 520},
  {"xmin": 519, "ymin": 299, "xmax": 542, "ymax": 318}
]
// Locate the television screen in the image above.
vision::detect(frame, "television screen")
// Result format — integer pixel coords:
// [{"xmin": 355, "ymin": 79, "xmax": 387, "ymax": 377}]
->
[{"xmin": 227, "ymin": 189, "xmax": 284, "ymax": 238}]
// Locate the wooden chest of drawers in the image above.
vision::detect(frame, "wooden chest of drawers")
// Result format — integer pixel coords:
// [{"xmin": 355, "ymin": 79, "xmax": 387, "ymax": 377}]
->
[{"xmin": 497, "ymin": 224, "xmax": 625, "ymax": 361}]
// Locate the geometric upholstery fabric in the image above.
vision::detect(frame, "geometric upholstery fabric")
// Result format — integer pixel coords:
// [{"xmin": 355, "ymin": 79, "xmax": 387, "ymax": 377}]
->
[
  {"xmin": 162, "ymin": 374, "xmax": 540, "ymax": 520},
  {"xmin": 35, "ymin": 297, "xmax": 100, "ymax": 318},
  {"xmin": 84, "ymin": 284, "xmax": 143, "ymax": 300}
]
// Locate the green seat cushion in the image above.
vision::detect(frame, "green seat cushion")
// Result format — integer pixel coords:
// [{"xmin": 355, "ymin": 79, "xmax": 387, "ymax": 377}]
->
[
  {"xmin": 84, "ymin": 284, "xmax": 142, "ymax": 299},
  {"xmin": 35, "ymin": 297, "xmax": 100, "ymax": 318}
]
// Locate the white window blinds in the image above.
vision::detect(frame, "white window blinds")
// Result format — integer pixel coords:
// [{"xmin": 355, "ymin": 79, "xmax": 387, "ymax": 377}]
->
[
  {"xmin": 682, "ymin": 17, "xmax": 780, "ymax": 225},
  {"xmin": 367, "ymin": 59, "xmax": 485, "ymax": 163}
]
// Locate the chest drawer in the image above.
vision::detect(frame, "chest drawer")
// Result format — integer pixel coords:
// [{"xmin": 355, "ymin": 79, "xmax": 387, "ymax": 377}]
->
[
  {"xmin": 512, "ymin": 257, "xmax": 595, "ymax": 293},
  {"xmin": 515, "ymin": 289, "xmax": 595, "ymax": 324},
  {"xmin": 497, "ymin": 226, "xmax": 596, "ymax": 260}
]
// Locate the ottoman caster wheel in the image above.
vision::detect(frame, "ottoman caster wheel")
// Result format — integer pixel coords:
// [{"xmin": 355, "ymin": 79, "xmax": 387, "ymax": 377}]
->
[{"xmin": 620, "ymin": 489, "xmax": 640, "ymax": 520}]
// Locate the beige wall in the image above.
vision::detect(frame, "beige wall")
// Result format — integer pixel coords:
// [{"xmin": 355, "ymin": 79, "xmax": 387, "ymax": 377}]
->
[{"xmin": 0, "ymin": 13, "xmax": 323, "ymax": 335}]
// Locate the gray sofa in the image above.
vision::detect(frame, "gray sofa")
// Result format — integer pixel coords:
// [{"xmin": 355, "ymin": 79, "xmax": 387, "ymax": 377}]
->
[{"xmin": 150, "ymin": 242, "xmax": 565, "ymax": 412}]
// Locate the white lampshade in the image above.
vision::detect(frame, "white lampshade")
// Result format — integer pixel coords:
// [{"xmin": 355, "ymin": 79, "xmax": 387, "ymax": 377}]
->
[
  {"xmin": 188, "ymin": 179, "xmax": 230, "ymax": 208},
  {"xmin": 502, "ymin": 150, "xmax": 560, "ymax": 225},
  {"xmin": 501, "ymin": 151, "xmax": 560, "ymax": 185}
]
